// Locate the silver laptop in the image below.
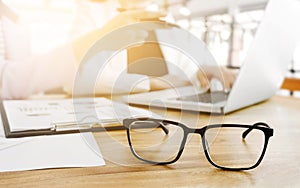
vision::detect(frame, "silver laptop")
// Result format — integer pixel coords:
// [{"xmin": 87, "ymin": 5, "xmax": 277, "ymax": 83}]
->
[{"xmin": 123, "ymin": 0, "xmax": 300, "ymax": 114}]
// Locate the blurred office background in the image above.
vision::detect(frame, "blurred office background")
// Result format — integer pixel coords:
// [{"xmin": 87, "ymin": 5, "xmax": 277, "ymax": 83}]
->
[{"xmin": 5, "ymin": 0, "xmax": 300, "ymax": 96}]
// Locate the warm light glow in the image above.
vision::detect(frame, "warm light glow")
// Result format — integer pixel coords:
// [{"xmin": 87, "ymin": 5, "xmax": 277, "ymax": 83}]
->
[
  {"xmin": 146, "ymin": 3, "xmax": 159, "ymax": 12},
  {"xmin": 6, "ymin": 0, "xmax": 118, "ymax": 54},
  {"xmin": 179, "ymin": 6, "xmax": 191, "ymax": 17}
]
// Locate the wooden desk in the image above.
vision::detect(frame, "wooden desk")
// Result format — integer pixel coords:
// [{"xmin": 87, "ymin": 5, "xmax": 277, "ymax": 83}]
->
[{"xmin": 1, "ymin": 95, "xmax": 300, "ymax": 187}]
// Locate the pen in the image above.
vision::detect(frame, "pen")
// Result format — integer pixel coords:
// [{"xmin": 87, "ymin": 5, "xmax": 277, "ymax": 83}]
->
[{"xmin": 52, "ymin": 119, "xmax": 122, "ymax": 132}]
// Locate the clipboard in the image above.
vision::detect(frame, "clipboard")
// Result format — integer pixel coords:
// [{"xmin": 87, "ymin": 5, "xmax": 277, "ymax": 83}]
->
[{"xmin": 0, "ymin": 98, "xmax": 134, "ymax": 138}]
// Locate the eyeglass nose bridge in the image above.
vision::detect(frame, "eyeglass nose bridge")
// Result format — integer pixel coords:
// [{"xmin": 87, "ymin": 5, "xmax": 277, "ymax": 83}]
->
[
  {"xmin": 185, "ymin": 126, "xmax": 206, "ymax": 136},
  {"xmin": 184, "ymin": 127, "xmax": 209, "ymax": 151}
]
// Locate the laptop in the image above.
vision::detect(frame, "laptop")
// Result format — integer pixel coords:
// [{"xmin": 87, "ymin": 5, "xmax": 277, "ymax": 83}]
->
[{"xmin": 123, "ymin": 0, "xmax": 300, "ymax": 114}]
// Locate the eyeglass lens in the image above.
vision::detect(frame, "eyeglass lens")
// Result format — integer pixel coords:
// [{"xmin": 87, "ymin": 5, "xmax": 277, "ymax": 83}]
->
[
  {"xmin": 204, "ymin": 126, "xmax": 265, "ymax": 169},
  {"xmin": 129, "ymin": 121, "xmax": 184, "ymax": 163}
]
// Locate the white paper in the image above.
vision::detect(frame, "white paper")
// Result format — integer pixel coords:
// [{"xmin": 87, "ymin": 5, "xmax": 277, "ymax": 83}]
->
[
  {"xmin": 0, "ymin": 122, "xmax": 105, "ymax": 172},
  {"xmin": 3, "ymin": 97, "xmax": 155, "ymax": 131}
]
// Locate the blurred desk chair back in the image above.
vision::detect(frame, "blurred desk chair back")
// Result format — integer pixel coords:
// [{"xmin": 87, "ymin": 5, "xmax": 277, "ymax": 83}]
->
[
  {"xmin": 281, "ymin": 77, "xmax": 300, "ymax": 94},
  {"xmin": 127, "ymin": 22, "xmax": 176, "ymax": 77}
]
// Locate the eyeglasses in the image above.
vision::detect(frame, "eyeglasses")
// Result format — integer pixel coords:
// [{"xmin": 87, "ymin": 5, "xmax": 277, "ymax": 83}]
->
[{"xmin": 123, "ymin": 118, "xmax": 274, "ymax": 171}]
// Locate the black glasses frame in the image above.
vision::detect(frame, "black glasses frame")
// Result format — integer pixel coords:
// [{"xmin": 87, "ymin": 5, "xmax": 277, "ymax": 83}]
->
[{"xmin": 123, "ymin": 118, "xmax": 274, "ymax": 171}]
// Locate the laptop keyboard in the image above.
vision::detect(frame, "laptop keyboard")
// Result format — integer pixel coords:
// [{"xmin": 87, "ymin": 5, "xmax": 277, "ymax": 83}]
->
[{"xmin": 177, "ymin": 91, "xmax": 228, "ymax": 104}]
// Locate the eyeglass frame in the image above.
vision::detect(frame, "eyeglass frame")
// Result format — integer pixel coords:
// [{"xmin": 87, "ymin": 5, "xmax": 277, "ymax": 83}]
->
[{"xmin": 123, "ymin": 117, "xmax": 274, "ymax": 171}]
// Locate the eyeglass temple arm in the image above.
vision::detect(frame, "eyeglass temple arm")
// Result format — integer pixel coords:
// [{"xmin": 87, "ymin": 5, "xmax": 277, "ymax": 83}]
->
[
  {"xmin": 242, "ymin": 122, "xmax": 270, "ymax": 140},
  {"xmin": 159, "ymin": 122, "xmax": 169, "ymax": 135},
  {"xmin": 129, "ymin": 121, "xmax": 169, "ymax": 135}
]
